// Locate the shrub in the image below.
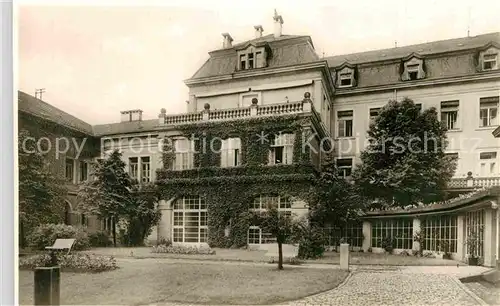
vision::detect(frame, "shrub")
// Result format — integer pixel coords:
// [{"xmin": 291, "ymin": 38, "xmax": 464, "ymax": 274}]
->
[
  {"xmin": 297, "ymin": 227, "xmax": 325, "ymax": 259},
  {"xmin": 157, "ymin": 237, "xmax": 172, "ymax": 247},
  {"xmin": 151, "ymin": 245, "xmax": 216, "ymax": 255},
  {"xmin": 27, "ymin": 224, "xmax": 90, "ymax": 251},
  {"xmin": 19, "ymin": 253, "xmax": 118, "ymax": 272},
  {"xmin": 380, "ymin": 236, "xmax": 395, "ymax": 254},
  {"xmin": 367, "ymin": 247, "xmax": 372, "ymax": 253},
  {"xmin": 399, "ymin": 250, "xmax": 410, "ymax": 256},
  {"xmin": 88, "ymin": 231, "xmax": 112, "ymax": 247}
]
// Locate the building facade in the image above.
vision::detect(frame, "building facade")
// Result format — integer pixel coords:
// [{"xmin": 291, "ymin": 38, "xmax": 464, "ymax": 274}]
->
[{"xmin": 18, "ymin": 14, "xmax": 500, "ymax": 264}]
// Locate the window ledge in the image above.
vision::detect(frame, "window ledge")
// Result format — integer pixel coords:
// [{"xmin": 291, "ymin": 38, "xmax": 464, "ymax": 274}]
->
[
  {"xmin": 336, "ymin": 137, "xmax": 357, "ymax": 140},
  {"xmin": 446, "ymin": 129, "xmax": 463, "ymax": 133},
  {"xmin": 476, "ymin": 126, "xmax": 499, "ymax": 131}
]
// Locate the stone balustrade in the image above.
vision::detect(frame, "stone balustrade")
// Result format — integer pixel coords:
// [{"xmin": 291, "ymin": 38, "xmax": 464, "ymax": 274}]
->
[
  {"xmin": 158, "ymin": 93, "xmax": 313, "ymax": 126},
  {"xmin": 448, "ymin": 175, "xmax": 500, "ymax": 189}
]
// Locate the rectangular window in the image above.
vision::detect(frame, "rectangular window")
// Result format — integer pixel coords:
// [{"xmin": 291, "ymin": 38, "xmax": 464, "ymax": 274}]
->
[
  {"xmin": 141, "ymin": 156, "xmax": 151, "ymax": 183},
  {"xmin": 479, "ymin": 96, "xmax": 499, "ymax": 127},
  {"xmin": 407, "ymin": 64, "xmax": 420, "ymax": 80},
  {"xmin": 255, "ymin": 51, "xmax": 262, "ymax": 67},
  {"xmin": 479, "ymin": 152, "xmax": 497, "ymax": 176},
  {"xmin": 337, "ymin": 110, "xmax": 353, "ymax": 137},
  {"xmin": 371, "ymin": 219, "xmax": 413, "ymax": 249},
  {"xmin": 65, "ymin": 158, "xmax": 74, "ymax": 182},
  {"xmin": 248, "ymin": 53, "xmax": 254, "ymax": 69},
  {"xmin": 369, "ymin": 108, "xmax": 381, "ymax": 123},
  {"xmin": 483, "ymin": 54, "xmax": 498, "ymax": 70},
  {"xmin": 323, "ymin": 221, "xmax": 363, "ymax": 247},
  {"xmin": 440, "ymin": 100, "xmax": 459, "ymax": 130},
  {"xmin": 129, "ymin": 157, "xmax": 139, "ymax": 180},
  {"xmin": 221, "ymin": 138, "xmax": 242, "ymax": 167},
  {"xmin": 422, "ymin": 215, "xmax": 458, "ymax": 253},
  {"xmin": 172, "ymin": 196, "xmax": 208, "ymax": 243},
  {"xmin": 465, "ymin": 210, "xmax": 485, "ymax": 258},
  {"xmin": 174, "ymin": 138, "xmax": 193, "ymax": 170},
  {"xmin": 336, "ymin": 158, "xmax": 353, "ymax": 178},
  {"xmin": 269, "ymin": 134, "xmax": 294, "ymax": 165},
  {"xmin": 339, "ymin": 73, "xmax": 352, "ymax": 87},
  {"xmin": 79, "ymin": 161, "xmax": 88, "ymax": 182},
  {"xmin": 240, "ymin": 54, "xmax": 246, "ymax": 70}
]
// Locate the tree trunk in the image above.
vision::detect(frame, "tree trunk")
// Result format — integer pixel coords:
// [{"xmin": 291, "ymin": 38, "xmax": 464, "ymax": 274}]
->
[
  {"xmin": 112, "ymin": 216, "xmax": 117, "ymax": 247},
  {"xmin": 278, "ymin": 242, "xmax": 284, "ymax": 270}
]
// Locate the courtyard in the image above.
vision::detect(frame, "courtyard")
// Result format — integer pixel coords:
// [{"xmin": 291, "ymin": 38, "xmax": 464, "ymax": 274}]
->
[{"xmin": 19, "ymin": 253, "xmax": 498, "ymax": 305}]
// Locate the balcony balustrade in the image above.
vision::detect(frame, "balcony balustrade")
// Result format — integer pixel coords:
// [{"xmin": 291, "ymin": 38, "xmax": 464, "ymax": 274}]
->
[
  {"xmin": 448, "ymin": 175, "xmax": 500, "ymax": 189},
  {"xmin": 158, "ymin": 93, "xmax": 314, "ymax": 126}
]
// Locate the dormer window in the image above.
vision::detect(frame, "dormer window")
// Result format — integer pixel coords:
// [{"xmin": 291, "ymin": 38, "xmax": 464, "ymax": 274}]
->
[
  {"xmin": 483, "ymin": 53, "xmax": 498, "ymax": 70},
  {"xmin": 335, "ymin": 65, "xmax": 356, "ymax": 88},
  {"xmin": 237, "ymin": 45, "xmax": 268, "ymax": 71},
  {"xmin": 401, "ymin": 56, "xmax": 425, "ymax": 81}
]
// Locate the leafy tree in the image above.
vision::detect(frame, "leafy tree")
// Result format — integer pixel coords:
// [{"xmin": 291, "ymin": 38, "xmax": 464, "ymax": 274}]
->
[
  {"xmin": 308, "ymin": 153, "xmax": 365, "ymax": 228},
  {"xmin": 78, "ymin": 150, "xmax": 132, "ymax": 246},
  {"xmin": 250, "ymin": 200, "xmax": 302, "ymax": 270},
  {"xmin": 352, "ymin": 98, "xmax": 457, "ymax": 208},
  {"xmin": 18, "ymin": 129, "xmax": 67, "ymax": 247},
  {"xmin": 123, "ymin": 183, "xmax": 161, "ymax": 246}
]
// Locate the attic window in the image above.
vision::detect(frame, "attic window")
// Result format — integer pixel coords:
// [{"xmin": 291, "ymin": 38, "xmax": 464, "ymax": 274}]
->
[
  {"xmin": 402, "ymin": 58, "xmax": 425, "ymax": 81},
  {"xmin": 336, "ymin": 66, "xmax": 356, "ymax": 88},
  {"xmin": 339, "ymin": 73, "xmax": 353, "ymax": 87},
  {"xmin": 407, "ymin": 64, "xmax": 420, "ymax": 80},
  {"xmin": 483, "ymin": 53, "xmax": 498, "ymax": 71},
  {"xmin": 237, "ymin": 47, "xmax": 267, "ymax": 71}
]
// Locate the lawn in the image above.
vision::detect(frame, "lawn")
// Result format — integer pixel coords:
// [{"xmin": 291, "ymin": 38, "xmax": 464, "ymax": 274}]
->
[{"xmin": 19, "ymin": 258, "xmax": 348, "ymax": 305}]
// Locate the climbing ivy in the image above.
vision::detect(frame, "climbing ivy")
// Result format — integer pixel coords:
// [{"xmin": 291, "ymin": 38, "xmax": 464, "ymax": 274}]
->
[{"xmin": 156, "ymin": 115, "xmax": 319, "ymax": 248}]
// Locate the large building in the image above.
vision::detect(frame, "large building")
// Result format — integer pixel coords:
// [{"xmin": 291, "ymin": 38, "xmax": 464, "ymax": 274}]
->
[{"xmin": 18, "ymin": 14, "xmax": 500, "ymax": 266}]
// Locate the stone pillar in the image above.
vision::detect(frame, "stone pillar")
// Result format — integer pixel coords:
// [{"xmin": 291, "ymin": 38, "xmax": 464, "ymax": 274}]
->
[
  {"xmin": 412, "ymin": 217, "xmax": 421, "ymax": 253},
  {"xmin": 302, "ymin": 92, "xmax": 312, "ymax": 112},
  {"xmin": 362, "ymin": 221, "xmax": 371, "ymax": 252},
  {"xmin": 312, "ymin": 79, "xmax": 322, "ymax": 112},
  {"xmin": 188, "ymin": 94, "xmax": 197, "ymax": 113},
  {"xmin": 340, "ymin": 243, "xmax": 350, "ymax": 270},
  {"xmin": 457, "ymin": 215, "xmax": 465, "ymax": 261},
  {"xmin": 484, "ymin": 207, "xmax": 497, "ymax": 267},
  {"xmin": 34, "ymin": 266, "xmax": 60, "ymax": 305},
  {"xmin": 157, "ymin": 199, "xmax": 173, "ymax": 242}
]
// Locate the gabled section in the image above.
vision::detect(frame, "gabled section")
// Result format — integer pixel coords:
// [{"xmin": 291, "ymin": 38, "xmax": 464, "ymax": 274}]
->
[
  {"xmin": 400, "ymin": 54, "xmax": 426, "ymax": 81},
  {"xmin": 475, "ymin": 42, "xmax": 500, "ymax": 72},
  {"xmin": 334, "ymin": 62, "xmax": 357, "ymax": 88}
]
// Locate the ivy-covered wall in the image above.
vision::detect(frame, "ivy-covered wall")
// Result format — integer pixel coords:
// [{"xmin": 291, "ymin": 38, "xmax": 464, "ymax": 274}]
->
[{"xmin": 156, "ymin": 115, "xmax": 321, "ymax": 248}]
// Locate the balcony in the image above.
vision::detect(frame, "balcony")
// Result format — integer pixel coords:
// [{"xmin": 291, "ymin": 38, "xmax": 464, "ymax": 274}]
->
[
  {"xmin": 158, "ymin": 94, "xmax": 315, "ymax": 126},
  {"xmin": 447, "ymin": 176, "xmax": 500, "ymax": 189}
]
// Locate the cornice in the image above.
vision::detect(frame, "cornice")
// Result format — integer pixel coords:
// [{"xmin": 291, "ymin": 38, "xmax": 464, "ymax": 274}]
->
[
  {"xmin": 184, "ymin": 61, "xmax": 330, "ymax": 86},
  {"xmin": 335, "ymin": 71, "xmax": 500, "ymax": 96}
]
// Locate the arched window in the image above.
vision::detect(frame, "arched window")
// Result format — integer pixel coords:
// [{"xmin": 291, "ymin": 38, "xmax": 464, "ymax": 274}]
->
[{"xmin": 172, "ymin": 196, "xmax": 208, "ymax": 243}]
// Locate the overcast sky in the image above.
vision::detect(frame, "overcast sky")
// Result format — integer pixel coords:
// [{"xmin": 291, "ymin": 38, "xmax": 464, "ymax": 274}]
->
[{"xmin": 18, "ymin": 0, "xmax": 500, "ymax": 125}]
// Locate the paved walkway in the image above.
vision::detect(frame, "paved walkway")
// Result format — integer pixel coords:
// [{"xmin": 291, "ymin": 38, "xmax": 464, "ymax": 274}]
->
[{"xmin": 290, "ymin": 270, "xmax": 485, "ymax": 306}]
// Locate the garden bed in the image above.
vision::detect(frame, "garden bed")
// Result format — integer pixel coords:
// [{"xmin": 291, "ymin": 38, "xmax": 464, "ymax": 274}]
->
[{"xmin": 19, "ymin": 253, "xmax": 118, "ymax": 273}]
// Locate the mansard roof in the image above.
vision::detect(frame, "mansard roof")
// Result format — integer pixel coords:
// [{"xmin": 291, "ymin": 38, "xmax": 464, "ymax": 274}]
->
[
  {"xmin": 326, "ymin": 32, "xmax": 500, "ymax": 67},
  {"xmin": 189, "ymin": 34, "xmax": 320, "ymax": 80}
]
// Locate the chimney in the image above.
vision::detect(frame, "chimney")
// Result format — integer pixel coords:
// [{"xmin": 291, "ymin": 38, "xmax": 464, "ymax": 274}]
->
[
  {"xmin": 254, "ymin": 25, "xmax": 264, "ymax": 38},
  {"xmin": 222, "ymin": 33, "xmax": 233, "ymax": 48},
  {"xmin": 120, "ymin": 109, "xmax": 143, "ymax": 122},
  {"xmin": 273, "ymin": 10, "xmax": 284, "ymax": 38}
]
